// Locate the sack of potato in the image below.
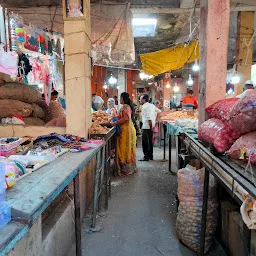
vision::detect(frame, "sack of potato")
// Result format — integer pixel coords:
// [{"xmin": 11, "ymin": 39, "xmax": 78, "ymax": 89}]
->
[
  {"xmin": 92, "ymin": 110, "xmax": 111, "ymax": 124},
  {"xmin": 0, "ymin": 82, "xmax": 41, "ymax": 104},
  {"xmin": 0, "ymin": 99, "xmax": 33, "ymax": 118},
  {"xmin": 89, "ymin": 123, "xmax": 110, "ymax": 134}
]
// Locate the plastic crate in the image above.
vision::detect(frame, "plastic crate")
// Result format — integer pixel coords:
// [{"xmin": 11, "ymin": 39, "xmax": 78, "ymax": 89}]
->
[
  {"xmin": 0, "ymin": 138, "xmax": 23, "ymax": 152},
  {"xmin": 0, "ymin": 201, "xmax": 11, "ymax": 230}
]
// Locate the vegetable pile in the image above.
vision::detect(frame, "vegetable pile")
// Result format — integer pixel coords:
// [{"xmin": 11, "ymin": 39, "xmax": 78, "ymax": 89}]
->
[
  {"xmin": 92, "ymin": 110, "xmax": 111, "ymax": 124},
  {"xmin": 89, "ymin": 123, "xmax": 110, "ymax": 134}
]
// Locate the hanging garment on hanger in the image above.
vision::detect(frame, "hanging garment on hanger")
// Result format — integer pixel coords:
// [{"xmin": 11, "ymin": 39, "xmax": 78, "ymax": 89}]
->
[
  {"xmin": 0, "ymin": 6, "xmax": 6, "ymax": 46},
  {"xmin": 0, "ymin": 47, "xmax": 18, "ymax": 76}
]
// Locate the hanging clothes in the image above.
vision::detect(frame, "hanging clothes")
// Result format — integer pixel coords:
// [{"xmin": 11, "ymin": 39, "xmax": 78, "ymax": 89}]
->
[{"xmin": 0, "ymin": 6, "xmax": 6, "ymax": 46}]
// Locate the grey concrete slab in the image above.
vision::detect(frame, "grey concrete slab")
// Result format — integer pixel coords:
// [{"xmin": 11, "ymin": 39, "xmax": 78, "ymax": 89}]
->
[{"xmin": 81, "ymin": 146, "xmax": 225, "ymax": 256}]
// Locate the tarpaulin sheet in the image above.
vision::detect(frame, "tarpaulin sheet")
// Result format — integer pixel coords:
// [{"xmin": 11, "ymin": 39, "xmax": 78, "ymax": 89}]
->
[
  {"xmin": 91, "ymin": 3, "xmax": 135, "ymax": 66},
  {"xmin": 140, "ymin": 40, "xmax": 200, "ymax": 76}
]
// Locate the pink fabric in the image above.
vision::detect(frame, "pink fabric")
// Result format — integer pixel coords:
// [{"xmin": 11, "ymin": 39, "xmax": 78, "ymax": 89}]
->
[{"xmin": 0, "ymin": 51, "xmax": 18, "ymax": 76}]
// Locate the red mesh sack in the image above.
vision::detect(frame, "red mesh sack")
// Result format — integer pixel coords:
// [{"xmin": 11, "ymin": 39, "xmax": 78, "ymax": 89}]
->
[
  {"xmin": 228, "ymin": 90, "xmax": 256, "ymax": 134},
  {"xmin": 228, "ymin": 132, "xmax": 256, "ymax": 164},
  {"xmin": 198, "ymin": 118, "xmax": 240, "ymax": 153},
  {"xmin": 205, "ymin": 98, "xmax": 239, "ymax": 121}
]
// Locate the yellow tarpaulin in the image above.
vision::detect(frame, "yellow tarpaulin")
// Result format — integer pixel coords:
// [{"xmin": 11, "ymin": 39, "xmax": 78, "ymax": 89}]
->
[{"xmin": 140, "ymin": 40, "xmax": 200, "ymax": 76}]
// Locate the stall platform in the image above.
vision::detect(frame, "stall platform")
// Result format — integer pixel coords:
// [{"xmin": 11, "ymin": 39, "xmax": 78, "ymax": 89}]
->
[{"xmin": 0, "ymin": 144, "xmax": 105, "ymax": 256}]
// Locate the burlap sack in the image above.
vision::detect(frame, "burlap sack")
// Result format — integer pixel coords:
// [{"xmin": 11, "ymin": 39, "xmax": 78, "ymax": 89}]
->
[
  {"xmin": 31, "ymin": 104, "xmax": 45, "ymax": 119},
  {"xmin": 0, "ymin": 82, "xmax": 41, "ymax": 104},
  {"xmin": 23, "ymin": 117, "xmax": 45, "ymax": 126},
  {"xmin": 0, "ymin": 99, "xmax": 32, "ymax": 118}
]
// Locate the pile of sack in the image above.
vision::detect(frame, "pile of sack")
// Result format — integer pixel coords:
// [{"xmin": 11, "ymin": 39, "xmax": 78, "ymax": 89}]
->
[
  {"xmin": 0, "ymin": 82, "xmax": 66, "ymax": 127},
  {"xmin": 176, "ymin": 165, "xmax": 218, "ymax": 254},
  {"xmin": 198, "ymin": 90, "xmax": 256, "ymax": 164}
]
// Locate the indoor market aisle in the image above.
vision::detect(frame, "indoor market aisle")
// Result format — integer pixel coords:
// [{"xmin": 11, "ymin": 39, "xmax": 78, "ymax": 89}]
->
[{"xmin": 80, "ymin": 147, "xmax": 224, "ymax": 256}]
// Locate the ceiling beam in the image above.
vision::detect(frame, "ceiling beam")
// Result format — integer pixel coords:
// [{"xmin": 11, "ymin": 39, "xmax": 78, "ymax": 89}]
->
[{"xmin": 131, "ymin": 5, "xmax": 256, "ymax": 14}]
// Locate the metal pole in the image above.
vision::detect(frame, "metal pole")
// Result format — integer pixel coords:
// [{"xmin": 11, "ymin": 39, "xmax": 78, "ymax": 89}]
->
[
  {"xmin": 73, "ymin": 174, "xmax": 82, "ymax": 256},
  {"xmin": 200, "ymin": 168, "xmax": 210, "ymax": 256},
  {"xmin": 169, "ymin": 134, "xmax": 172, "ymax": 172},
  {"xmin": 163, "ymin": 124, "xmax": 166, "ymax": 160}
]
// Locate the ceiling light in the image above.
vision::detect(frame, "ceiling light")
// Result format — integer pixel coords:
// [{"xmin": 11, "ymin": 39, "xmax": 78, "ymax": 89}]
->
[
  {"xmin": 173, "ymin": 85, "xmax": 180, "ymax": 92},
  {"xmin": 187, "ymin": 74, "xmax": 193, "ymax": 86},
  {"xmin": 166, "ymin": 83, "xmax": 170, "ymax": 88},
  {"xmin": 109, "ymin": 75, "xmax": 117, "ymax": 85},
  {"xmin": 132, "ymin": 18, "xmax": 157, "ymax": 26},
  {"xmin": 103, "ymin": 82, "xmax": 108, "ymax": 90},
  {"xmin": 231, "ymin": 74, "xmax": 240, "ymax": 84},
  {"xmin": 139, "ymin": 72, "xmax": 153, "ymax": 81},
  {"xmin": 116, "ymin": 85, "xmax": 120, "ymax": 90},
  {"xmin": 192, "ymin": 60, "xmax": 200, "ymax": 72}
]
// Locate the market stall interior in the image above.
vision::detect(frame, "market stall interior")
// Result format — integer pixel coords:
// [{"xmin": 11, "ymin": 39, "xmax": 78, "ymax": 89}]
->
[{"xmin": 0, "ymin": 0, "xmax": 256, "ymax": 256}]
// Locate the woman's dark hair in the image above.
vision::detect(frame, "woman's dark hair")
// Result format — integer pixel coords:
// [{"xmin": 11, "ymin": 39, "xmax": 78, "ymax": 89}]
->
[
  {"xmin": 51, "ymin": 90, "xmax": 59, "ymax": 97},
  {"xmin": 142, "ymin": 94, "xmax": 149, "ymax": 102},
  {"xmin": 121, "ymin": 92, "xmax": 138, "ymax": 130}
]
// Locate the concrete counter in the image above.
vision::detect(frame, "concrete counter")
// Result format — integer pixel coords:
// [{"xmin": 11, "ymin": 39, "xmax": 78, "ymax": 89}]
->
[{"xmin": 0, "ymin": 144, "xmax": 105, "ymax": 256}]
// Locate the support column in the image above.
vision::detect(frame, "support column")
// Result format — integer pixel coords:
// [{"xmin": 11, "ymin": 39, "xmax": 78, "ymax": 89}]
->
[
  {"xmin": 126, "ymin": 70, "xmax": 133, "ymax": 97},
  {"xmin": 64, "ymin": 1, "xmax": 92, "ymax": 137},
  {"xmin": 118, "ymin": 69, "xmax": 126, "ymax": 104},
  {"xmin": 163, "ymin": 75, "xmax": 171, "ymax": 110},
  {"xmin": 236, "ymin": 11, "xmax": 254, "ymax": 95},
  {"xmin": 199, "ymin": 0, "xmax": 230, "ymax": 124}
]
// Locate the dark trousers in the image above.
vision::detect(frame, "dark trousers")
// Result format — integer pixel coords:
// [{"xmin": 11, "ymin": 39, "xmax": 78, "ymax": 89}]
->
[{"xmin": 142, "ymin": 129, "xmax": 153, "ymax": 160}]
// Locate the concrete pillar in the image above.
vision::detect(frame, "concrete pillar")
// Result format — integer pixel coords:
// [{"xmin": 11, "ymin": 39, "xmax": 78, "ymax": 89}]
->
[
  {"xmin": 118, "ymin": 69, "xmax": 126, "ymax": 104},
  {"xmin": 199, "ymin": 0, "xmax": 230, "ymax": 124},
  {"xmin": 163, "ymin": 76, "xmax": 171, "ymax": 110},
  {"xmin": 236, "ymin": 11, "xmax": 254, "ymax": 95},
  {"xmin": 64, "ymin": 0, "xmax": 91, "ymax": 137},
  {"xmin": 126, "ymin": 70, "xmax": 133, "ymax": 97}
]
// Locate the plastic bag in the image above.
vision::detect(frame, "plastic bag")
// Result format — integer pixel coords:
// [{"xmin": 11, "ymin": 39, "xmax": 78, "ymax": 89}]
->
[
  {"xmin": 198, "ymin": 118, "xmax": 240, "ymax": 153},
  {"xmin": 228, "ymin": 132, "xmax": 256, "ymax": 164},
  {"xmin": 205, "ymin": 98, "xmax": 239, "ymax": 121},
  {"xmin": 176, "ymin": 165, "xmax": 218, "ymax": 253},
  {"xmin": 240, "ymin": 195, "xmax": 256, "ymax": 230},
  {"xmin": 228, "ymin": 90, "xmax": 256, "ymax": 134}
]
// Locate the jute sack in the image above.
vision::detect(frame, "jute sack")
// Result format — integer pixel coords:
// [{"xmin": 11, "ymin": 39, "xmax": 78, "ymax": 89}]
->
[
  {"xmin": 0, "ymin": 99, "xmax": 32, "ymax": 118},
  {"xmin": 0, "ymin": 82, "xmax": 41, "ymax": 104}
]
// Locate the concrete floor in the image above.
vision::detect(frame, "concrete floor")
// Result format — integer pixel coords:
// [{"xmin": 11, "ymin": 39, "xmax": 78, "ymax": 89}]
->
[{"xmin": 80, "ymin": 146, "xmax": 225, "ymax": 256}]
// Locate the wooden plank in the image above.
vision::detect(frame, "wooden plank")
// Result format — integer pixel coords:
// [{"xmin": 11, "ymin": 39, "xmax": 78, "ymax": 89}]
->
[{"xmin": 6, "ymin": 145, "xmax": 104, "ymax": 220}]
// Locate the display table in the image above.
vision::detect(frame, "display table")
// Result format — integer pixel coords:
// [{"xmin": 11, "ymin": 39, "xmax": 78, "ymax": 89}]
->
[
  {"xmin": 89, "ymin": 127, "xmax": 116, "ymax": 208},
  {"xmin": 0, "ymin": 144, "xmax": 106, "ymax": 256}
]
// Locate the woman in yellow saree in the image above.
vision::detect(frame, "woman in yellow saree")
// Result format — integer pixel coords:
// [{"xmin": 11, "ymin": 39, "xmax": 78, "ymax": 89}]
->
[{"xmin": 111, "ymin": 92, "xmax": 137, "ymax": 176}]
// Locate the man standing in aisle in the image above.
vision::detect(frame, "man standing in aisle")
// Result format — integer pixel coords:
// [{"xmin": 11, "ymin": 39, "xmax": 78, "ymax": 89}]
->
[{"xmin": 139, "ymin": 94, "xmax": 156, "ymax": 161}]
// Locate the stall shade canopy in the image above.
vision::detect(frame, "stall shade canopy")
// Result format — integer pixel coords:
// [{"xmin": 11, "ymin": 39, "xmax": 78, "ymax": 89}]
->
[{"xmin": 140, "ymin": 40, "xmax": 200, "ymax": 76}]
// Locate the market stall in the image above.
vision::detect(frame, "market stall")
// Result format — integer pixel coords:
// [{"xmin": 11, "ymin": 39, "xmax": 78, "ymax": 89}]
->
[
  {"xmin": 158, "ymin": 110, "xmax": 198, "ymax": 163},
  {"xmin": 169, "ymin": 90, "xmax": 256, "ymax": 255},
  {"xmin": 0, "ymin": 134, "xmax": 109, "ymax": 255}
]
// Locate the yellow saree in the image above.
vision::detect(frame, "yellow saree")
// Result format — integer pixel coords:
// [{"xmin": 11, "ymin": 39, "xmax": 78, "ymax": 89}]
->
[{"xmin": 116, "ymin": 105, "xmax": 137, "ymax": 176}]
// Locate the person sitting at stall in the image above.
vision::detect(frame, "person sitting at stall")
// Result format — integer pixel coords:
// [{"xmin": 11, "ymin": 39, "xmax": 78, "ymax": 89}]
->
[
  {"xmin": 106, "ymin": 98, "xmax": 118, "ymax": 118},
  {"xmin": 236, "ymin": 80, "xmax": 255, "ymax": 98},
  {"xmin": 92, "ymin": 94, "xmax": 104, "ymax": 111},
  {"xmin": 46, "ymin": 90, "xmax": 66, "ymax": 127},
  {"xmin": 182, "ymin": 89, "xmax": 198, "ymax": 109},
  {"xmin": 111, "ymin": 92, "xmax": 137, "ymax": 176}
]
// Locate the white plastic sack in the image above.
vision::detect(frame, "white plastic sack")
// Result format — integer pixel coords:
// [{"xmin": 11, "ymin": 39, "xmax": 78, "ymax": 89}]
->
[{"xmin": 176, "ymin": 165, "xmax": 218, "ymax": 254}]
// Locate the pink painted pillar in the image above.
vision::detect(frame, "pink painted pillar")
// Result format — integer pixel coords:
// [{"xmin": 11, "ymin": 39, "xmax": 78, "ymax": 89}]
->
[{"xmin": 199, "ymin": 0, "xmax": 230, "ymax": 124}]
